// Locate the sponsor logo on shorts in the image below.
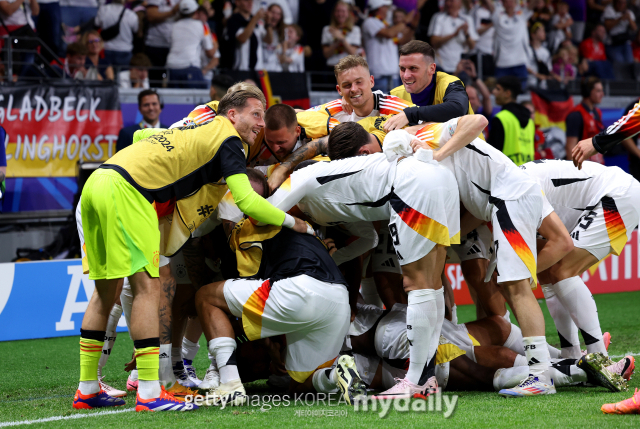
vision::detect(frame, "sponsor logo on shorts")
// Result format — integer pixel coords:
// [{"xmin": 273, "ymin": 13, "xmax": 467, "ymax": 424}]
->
[{"xmin": 153, "ymin": 251, "xmax": 160, "ymax": 268}]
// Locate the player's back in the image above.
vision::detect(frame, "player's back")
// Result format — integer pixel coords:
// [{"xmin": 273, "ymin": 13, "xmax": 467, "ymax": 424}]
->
[
  {"xmin": 521, "ymin": 159, "xmax": 634, "ymax": 229},
  {"xmin": 269, "ymin": 153, "xmax": 396, "ymax": 225},
  {"xmin": 420, "ymin": 119, "xmax": 539, "ymax": 220}
]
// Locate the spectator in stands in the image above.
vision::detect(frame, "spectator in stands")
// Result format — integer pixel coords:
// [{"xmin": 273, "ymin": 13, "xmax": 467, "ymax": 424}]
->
[
  {"xmin": 252, "ymin": 0, "xmax": 292, "ymax": 24},
  {"xmin": 0, "ymin": 125, "xmax": 6, "ymax": 209},
  {"xmin": 226, "ymin": 0, "xmax": 266, "ymax": 71},
  {"xmin": 588, "ymin": 0, "xmax": 612, "ymax": 24},
  {"xmin": 118, "ymin": 52, "xmax": 151, "ymax": 89},
  {"xmin": 602, "ymin": 0, "xmax": 636, "ymax": 63},
  {"xmin": 489, "ymin": 76, "xmax": 535, "ymax": 165},
  {"xmin": 209, "ymin": 73, "xmax": 235, "ymax": 101},
  {"xmin": 279, "ymin": 23, "xmax": 305, "ymax": 72},
  {"xmin": 471, "ymin": 0, "xmax": 495, "ymax": 77},
  {"xmin": 95, "ymin": 0, "xmax": 138, "ymax": 68},
  {"xmin": 116, "ymin": 89, "xmax": 166, "ymax": 153},
  {"xmin": 82, "ymin": 30, "xmax": 114, "ymax": 80},
  {"xmin": 36, "ymin": 0, "xmax": 62, "ymax": 59},
  {"xmin": 580, "ymin": 24, "xmax": 615, "ymax": 79},
  {"xmin": 194, "ymin": 6, "xmax": 219, "ymax": 85},
  {"xmin": 165, "ymin": 0, "xmax": 214, "ymax": 89},
  {"xmin": 455, "ymin": 58, "xmax": 492, "ymax": 135},
  {"xmin": 0, "ymin": 0, "xmax": 38, "ymax": 75},
  {"xmin": 565, "ymin": 77, "xmax": 606, "ymax": 164},
  {"xmin": 528, "ymin": 0, "xmax": 552, "ymax": 32},
  {"xmin": 262, "ymin": 3, "xmax": 285, "ymax": 72},
  {"xmin": 298, "ymin": 0, "xmax": 337, "ymax": 72},
  {"xmin": 549, "ymin": 1, "xmax": 573, "ymax": 52},
  {"xmin": 145, "ymin": 0, "xmax": 181, "ymax": 85},
  {"xmin": 527, "ymin": 22, "xmax": 553, "ymax": 89},
  {"xmin": 487, "ymin": 0, "xmax": 530, "ymax": 89},
  {"xmin": 362, "ymin": 0, "xmax": 408, "ymax": 93},
  {"xmin": 50, "ymin": 41, "xmax": 99, "ymax": 80},
  {"xmin": 429, "ymin": 0, "xmax": 478, "ymax": 74},
  {"xmin": 552, "ymin": 46, "xmax": 576, "ymax": 84},
  {"xmin": 322, "ymin": 1, "xmax": 362, "ymax": 70},
  {"xmin": 60, "ymin": 0, "xmax": 96, "ymax": 28}
]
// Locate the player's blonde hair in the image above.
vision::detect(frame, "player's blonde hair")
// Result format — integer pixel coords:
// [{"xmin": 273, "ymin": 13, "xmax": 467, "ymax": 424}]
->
[
  {"xmin": 218, "ymin": 85, "xmax": 267, "ymax": 116},
  {"xmin": 227, "ymin": 81, "xmax": 258, "ymax": 94},
  {"xmin": 334, "ymin": 55, "xmax": 369, "ymax": 80}
]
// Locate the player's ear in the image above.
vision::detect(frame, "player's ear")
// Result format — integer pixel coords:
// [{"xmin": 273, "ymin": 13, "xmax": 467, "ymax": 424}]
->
[
  {"xmin": 369, "ymin": 74, "xmax": 375, "ymax": 88},
  {"xmin": 295, "ymin": 125, "xmax": 301, "ymax": 138},
  {"xmin": 336, "ymin": 84, "xmax": 342, "ymax": 96},
  {"xmin": 358, "ymin": 146, "xmax": 370, "ymax": 155}
]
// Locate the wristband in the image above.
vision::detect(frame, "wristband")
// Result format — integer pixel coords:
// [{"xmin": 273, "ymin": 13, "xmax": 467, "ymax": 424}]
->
[{"xmin": 282, "ymin": 213, "xmax": 296, "ymax": 229}]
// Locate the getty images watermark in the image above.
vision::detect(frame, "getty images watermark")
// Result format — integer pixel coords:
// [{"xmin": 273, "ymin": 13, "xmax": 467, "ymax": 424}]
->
[{"xmin": 185, "ymin": 390, "xmax": 458, "ymax": 419}]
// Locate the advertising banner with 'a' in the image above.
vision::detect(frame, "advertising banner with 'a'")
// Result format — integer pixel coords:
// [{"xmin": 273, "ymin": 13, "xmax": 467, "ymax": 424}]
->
[
  {"xmin": 1, "ymin": 83, "xmax": 122, "ymax": 211},
  {"xmin": 0, "ymin": 259, "xmax": 127, "ymax": 342}
]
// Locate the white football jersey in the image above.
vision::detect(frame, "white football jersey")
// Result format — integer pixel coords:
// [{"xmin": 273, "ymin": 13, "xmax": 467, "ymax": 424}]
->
[
  {"xmin": 268, "ymin": 153, "xmax": 397, "ymax": 225},
  {"xmin": 520, "ymin": 159, "xmax": 634, "ymax": 231},
  {"xmin": 308, "ymin": 90, "xmax": 413, "ymax": 123},
  {"xmin": 414, "ymin": 117, "xmax": 540, "ymax": 221}
]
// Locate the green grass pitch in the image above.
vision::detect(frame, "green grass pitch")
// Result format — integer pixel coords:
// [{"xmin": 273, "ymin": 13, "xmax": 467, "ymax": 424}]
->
[{"xmin": 1, "ymin": 291, "xmax": 639, "ymax": 428}]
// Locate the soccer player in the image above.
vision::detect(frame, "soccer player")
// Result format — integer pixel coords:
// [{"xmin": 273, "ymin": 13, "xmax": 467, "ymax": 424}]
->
[
  {"xmin": 521, "ymin": 159, "xmax": 640, "ymax": 360},
  {"xmin": 73, "ymin": 88, "xmax": 309, "ymax": 411},
  {"xmin": 572, "ymin": 102, "xmax": 640, "ymax": 169},
  {"xmin": 265, "ymin": 117, "xmax": 490, "ymax": 398},
  {"xmin": 195, "ymin": 216, "xmax": 366, "ymax": 406},
  {"xmin": 333, "ymin": 117, "xmax": 574, "ymax": 396}
]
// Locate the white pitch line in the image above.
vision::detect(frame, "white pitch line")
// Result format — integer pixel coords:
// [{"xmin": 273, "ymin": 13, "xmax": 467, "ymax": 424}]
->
[
  {"xmin": 0, "ymin": 408, "xmax": 134, "ymax": 427},
  {"xmin": 608, "ymin": 352, "xmax": 640, "ymax": 359}
]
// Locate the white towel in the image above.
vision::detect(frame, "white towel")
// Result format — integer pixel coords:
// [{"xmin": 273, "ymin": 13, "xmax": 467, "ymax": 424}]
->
[{"xmin": 382, "ymin": 129, "xmax": 434, "ymax": 163}]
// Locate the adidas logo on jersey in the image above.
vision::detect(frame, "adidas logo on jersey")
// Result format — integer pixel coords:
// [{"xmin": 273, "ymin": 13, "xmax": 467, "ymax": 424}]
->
[
  {"xmin": 381, "ymin": 258, "xmax": 396, "ymax": 268},
  {"xmin": 159, "ymin": 353, "xmax": 170, "ymax": 358},
  {"xmin": 528, "ymin": 357, "xmax": 540, "ymax": 365}
]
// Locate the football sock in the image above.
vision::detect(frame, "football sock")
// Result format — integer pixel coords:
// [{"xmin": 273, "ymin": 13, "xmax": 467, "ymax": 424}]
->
[
  {"xmin": 552, "ymin": 277, "xmax": 607, "ymax": 356},
  {"xmin": 208, "ymin": 351, "xmax": 219, "ymax": 369},
  {"xmin": 209, "ymin": 337, "xmax": 239, "ymax": 384},
  {"xmin": 451, "ymin": 304, "xmax": 458, "ymax": 325},
  {"xmin": 542, "ymin": 284, "xmax": 581, "ymax": 359},
  {"xmin": 550, "ymin": 363, "xmax": 588, "ymax": 386},
  {"xmin": 405, "ymin": 288, "xmax": 443, "ymax": 385},
  {"xmin": 182, "ymin": 338, "xmax": 200, "ymax": 362},
  {"xmin": 134, "ymin": 338, "xmax": 161, "ymax": 399},
  {"xmin": 502, "ymin": 309, "xmax": 511, "ymax": 323},
  {"xmin": 493, "ymin": 366, "xmax": 529, "ymax": 390},
  {"xmin": 547, "ymin": 344, "xmax": 561, "ymax": 359},
  {"xmin": 513, "ymin": 354, "xmax": 528, "ymax": 366},
  {"xmin": 503, "ymin": 323, "xmax": 525, "ymax": 354},
  {"xmin": 130, "ymin": 369, "xmax": 139, "ymax": 381},
  {"xmin": 158, "ymin": 344, "xmax": 175, "ymax": 387},
  {"xmin": 360, "ymin": 277, "xmax": 383, "ymax": 308},
  {"xmin": 312, "ymin": 368, "xmax": 338, "ymax": 393},
  {"xmin": 79, "ymin": 329, "xmax": 105, "ymax": 395},
  {"xmin": 98, "ymin": 304, "xmax": 122, "ymax": 377},
  {"xmin": 120, "ymin": 279, "xmax": 133, "ymax": 332},
  {"xmin": 523, "ymin": 336, "xmax": 551, "ymax": 381}
]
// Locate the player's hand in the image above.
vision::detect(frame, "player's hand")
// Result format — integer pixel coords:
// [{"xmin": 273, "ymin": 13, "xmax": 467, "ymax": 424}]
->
[
  {"xmin": 341, "ymin": 96, "xmax": 353, "ymax": 115},
  {"xmin": 572, "ymin": 138, "xmax": 597, "ymax": 170},
  {"xmin": 254, "ymin": 8, "xmax": 267, "ymax": 20},
  {"xmin": 124, "ymin": 355, "xmax": 136, "ymax": 372},
  {"xmin": 267, "ymin": 168, "xmax": 287, "ymax": 193},
  {"xmin": 383, "ymin": 111, "xmax": 409, "ymax": 132},
  {"xmin": 292, "ymin": 216, "xmax": 315, "ymax": 235},
  {"xmin": 410, "ymin": 137, "xmax": 429, "ymax": 153},
  {"xmin": 323, "ymin": 238, "xmax": 338, "ymax": 255}
]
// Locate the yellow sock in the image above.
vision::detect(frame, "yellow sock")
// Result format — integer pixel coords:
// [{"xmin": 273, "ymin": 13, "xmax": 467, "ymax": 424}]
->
[
  {"xmin": 79, "ymin": 338, "xmax": 104, "ymax": 381},
  {"xmin": 135, "ymin": 346, "xmax": 160, "ymax": 381}
]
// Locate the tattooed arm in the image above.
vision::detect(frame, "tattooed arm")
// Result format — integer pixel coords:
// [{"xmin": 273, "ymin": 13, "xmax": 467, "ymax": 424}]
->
[
  {"xmin": 182, "ymin": 237, "xmax": 215, "ymax": 291},
  {"xmin": 267, "ymin": 136, "xmax": 328, "ymax": 193}
]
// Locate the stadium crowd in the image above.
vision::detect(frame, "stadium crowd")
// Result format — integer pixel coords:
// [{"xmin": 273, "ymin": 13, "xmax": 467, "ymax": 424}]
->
[{"xmin": 1, "ymin": 0, "xmax": 640, "ymax": 89}]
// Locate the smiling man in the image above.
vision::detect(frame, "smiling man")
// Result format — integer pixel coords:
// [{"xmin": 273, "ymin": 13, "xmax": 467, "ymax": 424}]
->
[{"xmin": 383, "ymin": 40, "xmax": 474, "ymax": 132}]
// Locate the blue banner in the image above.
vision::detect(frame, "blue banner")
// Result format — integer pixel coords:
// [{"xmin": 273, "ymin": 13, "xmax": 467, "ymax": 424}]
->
[{"xmin": 0, "ymin": 259, "xmax": 127, "ymax": 342}]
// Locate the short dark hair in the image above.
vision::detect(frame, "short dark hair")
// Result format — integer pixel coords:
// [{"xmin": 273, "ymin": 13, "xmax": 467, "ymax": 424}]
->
[
  {"xmin": 246, "ymin": 168, "xmax": 269, "ymax": 198},
  {"xmin": 581, "ymin": 76, "xmax": 601, "ymax": 99},
  {"xmin": 218, "ymin": 87, "xmax": 266, "ymax": 117},
  {"xmin": 496, "ymin": 76, "xmax": 522, "ymax": 99},
  {"xmin": 398, "ymin": 40, "xmax": 435, "ymax": 62},
  {"xmin": 138, "ymin": 89, "xmax": 160, "ymax": 107},
  {"xmin": 328, "ymin": 122, "xmax": 370, "ymax": 160},
  {"xmin": 265, "ymin": 104, "xmax": 297, "ymax": 130},
  {"xmin": 66, "ymin": 42, "xmax": 88, "ymax": 57},
  {"xmin": 130, "ymin": 53, "xmax": 152, "ymax": 68}
]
